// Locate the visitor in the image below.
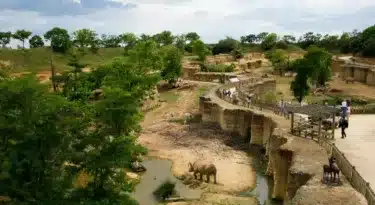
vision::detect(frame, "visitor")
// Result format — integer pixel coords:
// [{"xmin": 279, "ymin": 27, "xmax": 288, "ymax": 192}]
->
[
  {"xmin": 338, "ymin": 117, "xmax": 348, "ymax": 139},
  {"xmin": 246, "ymin": 95, "xmax": 252, "ymax": 108},
  {"xmin": 341, "ymin": 99, "xmax": 348, "ymax": 117},
  {"xmin": 278, "ymin": 100, "xmax": 284, "ymax": 116}
]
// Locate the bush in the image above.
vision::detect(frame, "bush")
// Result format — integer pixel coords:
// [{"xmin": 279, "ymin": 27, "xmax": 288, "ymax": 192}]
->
[
  {"xmin": 230, "ymin": 49, "xmax": 244, "ymax": 59},
  {"xmin": 275, "ymin": 41, "xmax": 288, "ymax": 49},
  {"xmin": 200, "ymin": 63, "xmax": 235, "ymax": 72},
  {"xmin": 153, "ymin": 180, "xmax": 176, "ymax": 200},
  {"xmin": 212, "ymin": 37, "xmax": 239, "ymax": 55}
]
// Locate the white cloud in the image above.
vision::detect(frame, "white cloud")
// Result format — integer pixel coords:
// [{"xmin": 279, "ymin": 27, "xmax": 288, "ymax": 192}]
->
[
  {"xmin": 1, "ymin": 0, "xmax": 375, "ymax": 48},
  {"xmin": 71, "ymin": 0, "xmax": 81, "ymax": 4}
]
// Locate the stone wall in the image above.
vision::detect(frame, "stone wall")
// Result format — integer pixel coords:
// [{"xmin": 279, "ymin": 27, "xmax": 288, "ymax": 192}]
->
[
  {"xmin": 183, "ymin": 65, "xmax": 200, "ymax": 79},
  {"xmin": 353, "ymin": 57, "xmax": 375, "ymax": 65},
  {"xmin": 188, "ymin": 72, "xmax": 237, "ymax": 83},
  {"xmin": 199, "ymin": 83, "xmax": 369, "ymax": 204},
  {"xmin": 243, "ymin": 52, "xmax": 264, "ymax": 60},
  {"xmin": 239, "ymin": 60, "xmax": 263, "ymax": 70},
  {"xmin": 331, "ymin": 59, "xmax": 346, "ymax": 73},
  {"xmin": 341, "ymin": 63, "xmax": 375, "ymax": 86},
  {"xmin": 206, "ymin": 54, "xmax": 234, "ymax": 64}
]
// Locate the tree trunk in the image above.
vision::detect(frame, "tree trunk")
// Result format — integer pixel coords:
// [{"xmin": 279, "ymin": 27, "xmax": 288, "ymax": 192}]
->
[{"xmin": 49, "ymin": 48, "xmax": 57, "ymax": 92}]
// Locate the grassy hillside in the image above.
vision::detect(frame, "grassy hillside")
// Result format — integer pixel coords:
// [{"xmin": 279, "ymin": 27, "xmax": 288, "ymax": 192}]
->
[{"xmin": 0, "ymin": 47, "xmax": 124, "ymax": 72}]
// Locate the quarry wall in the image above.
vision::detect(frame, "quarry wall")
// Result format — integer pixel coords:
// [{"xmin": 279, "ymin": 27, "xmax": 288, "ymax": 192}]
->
[{"xmin": 199, "ymin": 81, "xmax": 372, "ymax": 205}]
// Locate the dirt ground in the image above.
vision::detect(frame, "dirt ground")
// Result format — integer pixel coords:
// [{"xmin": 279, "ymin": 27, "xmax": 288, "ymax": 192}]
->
[
  {"xmin": 139, "ymin": 82, "xmax": 257, "ymax": 194},
  {"xmin": 274, "ymin": 75, "xmax": 375, "ymax": 101}
]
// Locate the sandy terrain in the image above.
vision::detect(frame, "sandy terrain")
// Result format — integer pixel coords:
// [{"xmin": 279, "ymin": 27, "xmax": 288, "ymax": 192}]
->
[{"xmin": 139, "ymin": 82, "xmax": 257, "ymax": 193}]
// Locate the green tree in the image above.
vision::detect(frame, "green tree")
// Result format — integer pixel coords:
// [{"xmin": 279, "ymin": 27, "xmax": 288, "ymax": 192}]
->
[
  {"xmin": 69, "ymin": 58, "xmax": 158, "ymax": 204},
  {"xmin": 13, "ymin": 30, "xmax": 32, "ymax": 48},
  {"xmin": 265, "ymin": 49, "xmax": 288, "ymax": 75},
  {"xmin": 243, "ymin": 34, "xmax": 258, "ymax": 44},
  {"xmin": 44, "ymin": 27, "xmax": 71, "ymax": 53},
  {"xmin": 139, "ymin": 34, "xmax": 152, "ymax": 41},
  {"xmin": 298, "ymin": 32, "xmax": 321, "ymax": 49},
  {"xmin": 192, "ymin": 40, "xmax": 211, "ymax": 62},
  {"xmin": 29, "ymin": 35, "xmax": 44, "ymax": 48},
  {"xmin": 282, "ymin": 35, "xmax": 296, "ymax": 44},
  {"xmin": 120, "ymin": 33, "xmax": 138, "ymax": 54},
  {"xmin": 0, "ymin": 75, "xmax": 88, "ymax": 204},
  {"xmin": 339, "ymin": 32, "xmax": 351, "ymax": 53},
  {"xmin": 161, "ymin": 45, "xmax": 183, "ymax": 86},
  {"xmin": 290, "ymin": 61, "xmax": 310, "ymax": 103},
  {"xmin": 360, "ymin": 25, "xmax": 375, "ymax": 57},
  {"xmin": 212, "ymin": 37, "xmax": 239, "ymax": 55},
  {"xmin": 72, "ymin": 28, "xmax": 98, "ymax": 48},
  {"xmin": 319, "ymin": 34, "xmax": 339, "ymax": 52},
  {"xmin": 127, "ymin": 39, "xmax": 164, "ymax": 72},
  {"xmin": 153, "ymin": 31, "xmax": 175, "ymax": 46},
  {"xmin": 303, "ymin": 46, "xmax": 332, "ymax": 87},
  {"xmin": 186, "ymin": 32, "xmax": 200, "ymax": 42},
  {"xmin": 275, "ymin": 41, "xmax": 288, "ymax": 49},
  {"xmin": 175, "ymin": 34, "xmax": 186, "ymax": 52},
  {"xmin": 257, "ymin": 32, "xmax": 269, "ymax": 43},
  {"xmin": 0, "ymin": 32, "xmax": 12, "ymax": 48},
  {"xmin": 100, "ymin": 34, "xmax": 121, "ymax": 48},
  {"xmin": 261, "ymin": 33, "xmax": 278, "ymax": 50}
]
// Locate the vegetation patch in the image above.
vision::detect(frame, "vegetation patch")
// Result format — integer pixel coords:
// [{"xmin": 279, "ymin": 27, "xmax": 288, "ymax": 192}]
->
[
  {"xmin": 200, "ymin": 63, "xmax": 236, "ymax": 73},
  {"xmin": 153, "ymin": 180, "xmax": 177, "ymax": 201}
]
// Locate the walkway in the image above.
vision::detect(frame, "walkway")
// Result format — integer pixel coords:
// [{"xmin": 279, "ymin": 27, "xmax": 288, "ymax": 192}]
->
[{"xmin": 334, "ymin": 114, "xmax": 375, "ymax": 190}]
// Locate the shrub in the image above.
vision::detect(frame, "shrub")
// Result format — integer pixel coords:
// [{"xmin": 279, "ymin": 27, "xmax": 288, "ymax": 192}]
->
[
  {"xmin": 212, "ymin": 37, "xmax": 239, "ymax": 55},
  {"xmin": 275, "ymin": 40, "xmax": 288, "ymax": 49},
  {"xmin": 231, "ymin": 49, "xmax": 244, "ymax": 60},
  {"xmin": 153, "ymin": 180, "xmax": 176, "ymax": 200},
  {"xmin": 200, "ymin": 63, "xmax": 235, "ymax": 72}
]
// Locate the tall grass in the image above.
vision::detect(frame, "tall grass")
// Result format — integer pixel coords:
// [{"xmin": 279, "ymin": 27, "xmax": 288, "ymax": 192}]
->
[{"xmin": 0, "ymin": 47, "xmax": 124, "ymax": 72}]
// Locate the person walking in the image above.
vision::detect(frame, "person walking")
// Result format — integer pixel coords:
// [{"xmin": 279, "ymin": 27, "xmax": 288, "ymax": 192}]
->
[
  {"xmin": 338, "ymin": 117, "xmax": 348, "ymax": 139},
  {"xmin": 341, "ymin": 99, "xmax": 348, "ymax": 118}
]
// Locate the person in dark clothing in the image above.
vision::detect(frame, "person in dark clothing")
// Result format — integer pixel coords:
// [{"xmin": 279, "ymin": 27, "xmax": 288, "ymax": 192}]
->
[{"xmin": 338, "ymin": 117, "xmax": 348, "ymax": 138}]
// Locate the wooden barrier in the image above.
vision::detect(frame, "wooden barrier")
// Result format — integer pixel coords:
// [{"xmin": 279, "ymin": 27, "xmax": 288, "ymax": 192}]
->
[{"xmin": 318, "ymin": 139, "xmax": 375, "ymax": 205}]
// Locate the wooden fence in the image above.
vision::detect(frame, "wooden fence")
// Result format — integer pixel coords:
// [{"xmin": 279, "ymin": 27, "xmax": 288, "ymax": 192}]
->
[{"xmin": 318, "ymin": 139, "xmax": 375, "ymax": 205}]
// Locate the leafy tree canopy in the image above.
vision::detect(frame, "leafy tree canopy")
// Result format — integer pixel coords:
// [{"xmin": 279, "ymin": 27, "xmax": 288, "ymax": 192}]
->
[
  {"xmin": 212, "ymin": 37, "xmax": 239, "ymax": 55},
  {"xmin": 29, "ymin": 35, "xmax": 44, "ymax": 48},
  {"xmin": 44, "ymin": 27, "xmax": 71, "ymax": 53},
  {"xmin": 261, "ymin": 33, "xmax": 278, "ymax": 50},
  {"xmin": 192, "ymin": 39, "xmax": 211, "ymax": 62},
  {"xmin": 160, "ymin": 45, "xmax": 183, "ymax": 85},
  {"xmin": 0, "ymin": 31, "xmax": 12, "ymax": 48},
  {"xmin": 185, "ymin": 32, "xmax": 200, "ymax": 42},
  {"xmin": 13, "ymin": 30, "xmax": 32, "ymax": 48}
]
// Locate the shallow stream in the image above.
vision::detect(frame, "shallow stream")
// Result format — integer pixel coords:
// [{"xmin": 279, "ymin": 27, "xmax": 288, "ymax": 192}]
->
[
  {"xmin": 132, "ymin": 159, "xmax": 202, "ymax": 205},
  {"xmin": 132, "ymin": 151, "xmax": 283, "ymax": 205}
]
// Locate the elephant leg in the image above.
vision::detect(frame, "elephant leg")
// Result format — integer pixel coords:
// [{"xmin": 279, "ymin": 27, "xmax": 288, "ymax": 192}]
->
[
  {"xmin": 214, "ymin": 174, "xmax": 217, "ymax": 184},
  {"xmin": 194, "ymin": 172, "xmax": 197, "ymax": 179},
  {"xmin": 200, "ymin": 173, "xmax": 203, "ymax": 180},
  {"xmin": 206, "ymin": 174, "xmax": 210, "ymax": 183}
]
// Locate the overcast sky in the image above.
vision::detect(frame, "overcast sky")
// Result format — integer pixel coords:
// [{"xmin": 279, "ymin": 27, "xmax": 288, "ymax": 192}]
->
[{"xmin": 1, "ymin": 0, "xmax": 375, "ymax": 47}]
